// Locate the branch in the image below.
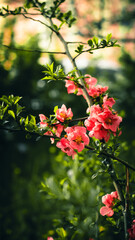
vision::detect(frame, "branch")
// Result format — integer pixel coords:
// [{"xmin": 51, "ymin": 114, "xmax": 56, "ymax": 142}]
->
[
  {"xmin": 1, "ymin": 44, "xmax": 66, "ymax": 55},
  {"xmin": 0, "ymin": 126, "xmax": 58, "ymax": 139},
  {"xmin": 1, "ymin": 125, "xmax": 134, "ymax": 171},
  {"xmin": 21, "ymin": 13, "xmax": 57, "ymax": 33},
  {"xmin": 48, "ymin": 18, "xmax": 93, "ymax": 109},
  {"xmin": 74, "ymin": 45, "xmax": 116, "ymax": 60},
  {"xmin": 86, "ymin": 146, "xmax": 135, "ymax": 171}
]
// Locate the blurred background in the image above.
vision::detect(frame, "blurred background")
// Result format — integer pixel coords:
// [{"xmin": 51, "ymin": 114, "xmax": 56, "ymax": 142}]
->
[{"xmin": 0, "ymin": 0, "xmax": 135, "ymax": 239}]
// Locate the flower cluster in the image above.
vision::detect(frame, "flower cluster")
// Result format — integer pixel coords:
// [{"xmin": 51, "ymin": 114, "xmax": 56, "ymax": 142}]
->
[
  {"xmin": 39, "ymin": 113, "xmax": 64, "ymax": 144},
  {"xmin": 65, "ymin": 74, "xmax": 108, "ymax": 98},
  {"xmin": 56, "ymin": 126, "xmax": 89, "ymax": 158},
  {"xmin": 128, "ymin": 220, "xmax": 135, "ymax": 240},
  {"xmin": 84, "ymin": 96, "xmax": 122, "ymax": 142},
  {"xmin": 100, "ymin": 191, "xmax": 119, "ymax": 217},
  {"xmin": 39, "ymin": 74, "xmax": 122, "ymax": 157}
]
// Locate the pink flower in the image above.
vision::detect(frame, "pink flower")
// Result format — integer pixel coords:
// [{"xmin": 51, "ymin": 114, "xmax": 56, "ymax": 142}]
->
[
  {"xmin": 100, "ymin": 191, "xmax": 119, "ymax": 217},
  {"xmin": 84, "ymin": 104, "xmax": 122, "ymax": 142},
  {"xmin": 102, "ymin": 191, "xmax": 119, "ymax": 207},
  {"xmin": 65, "ymin": 74, "xmax": 108, "ymax": 99},
  {"xmin": 85, "ymin": 106, "xmax": 110, "ymax": 142},
  {"xmin": 54, "ymin": 123, "xmax": 64, "ymax": 138},
  {"xmin": 65, "ymin": 126, "xmax": 89, "ymax": 152},
  {"xmin": 100, "ymin": 206, "xmax": 114, "ymax": 217},
  {"xmin": 87, "ymin": 120, "xmax": 110, "ymax": 142},
  {"xmin": 39, "ymin": 114, "xmax": 48, "ymax": 128},
  {"xmin": 103, "ymin": 95, "xmax": 115, "ymax": 108},
  {"xmin": 56, "ymin": 137, "xmax": 76, "ymax": 158},
  {"xmin": 97, "ymin": 108, "xmax": 122, "ymax": 132},
  {"xmin": 65, "ymin": 78, "xmax": 78, "ymax": 94},
  {"xmin": 128, "ymin": 220, "xmax": 135, "ymax": 240},
  {"xmin": 77, "ymin": 75, "xmax": 108, "ymax": 98},
  {"xmin": 39, "ymin": 114, "xmax": 53, "ymax": 136},
  {"xmin": 56, "ymin": 104, "xmax": 73, "ymax": 122},
  {"xmin": 47, "ymin": 237, "xmax": 54, "ymax": 240},
  {"xmin": 87, "ymin": 85, "xmax": 108, "ymax": 98},
  {"xmin": 77, "ymin": 75, "xmax": 97, "ymax": 96},
  {"xmin": 39, "ymin": 114, "xmax": 64, "ymax": 144}
]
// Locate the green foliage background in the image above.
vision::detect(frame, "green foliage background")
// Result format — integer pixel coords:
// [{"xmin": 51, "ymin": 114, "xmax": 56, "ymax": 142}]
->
[{"xmin": 0, "ymin": 0, "xmax": 135, "ymax": 239}]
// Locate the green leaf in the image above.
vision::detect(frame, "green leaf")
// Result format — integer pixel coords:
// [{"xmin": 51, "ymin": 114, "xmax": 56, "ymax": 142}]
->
[
  {"xmin": 75, "ymin": 44, "xmax": 83, "ymax": 53},
  {"xmin": 93, "ymin": 36, "xmax": 99, "ymax": 46},
  {"xmin": 29, "ymin": 115, "xmax": 36, "ymax": 125},
  {"xmin": 100, "ymin": 39, "xmax": 107, "ymax": 47},
  {"xmin": 14, "ymin": 96, "xmax": 22, "ymax": 104},
  {"xmin": 68, "ymin": 17, "xmax": 76, "ymax": 27},
  {"xmin": 53, "ymin": 24, "xmax": 59, "ymax": 31},
  {"xmin": 56, "ymin": 227, "xmax": 67, "ymax": 238},
  {"xmin": 54, "ymin": 105, "xmax": 58, "ymax": 114},
  {"xmin": 106, "ymin": 33, "xmax": 112, "ymax": 43},
  {"xmin": 8, "ymin": 110, "xmax": 15, "ymax": 119},
  {"xmin": 88, "ymin": 39, "xmax": 93, "ymax": 47}
]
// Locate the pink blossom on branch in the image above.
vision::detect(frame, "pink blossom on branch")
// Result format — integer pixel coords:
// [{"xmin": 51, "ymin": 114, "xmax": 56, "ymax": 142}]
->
[
  {"xmin": 39, "ymin": 114, "xmax": 64, "ymax": 144},
  {"xmin": 56, "ymin": 137, "xmax": 76, "ymax": 158},
  {"xmin": 56, "ymin": 126, "xmax": 90, "ymax": 158},
  {"xmin": 65, "ymin": 126, "xmax": 90, "ymax": 152},
  {"xmin": 84, "ymin": 103, "xmax": 122, "ymax": 142},
  {"xmin": 65, "ymin": 78, "xmax": 79, "ymax": 94},
  {"xmin": 87, "ymin": 120, "xmax": 110, "ymax": 142},
  {"xmin": 56, "ymin": 104, "xmax": 73, "ymax": 122},
  {"xmin": 103, "ymin": 95, "xmax": 115, "ymax": 108},
  {"xmin": 87, "ymin": 85, "xmax": 108, "ymax": 98},
  {"xmin": 97, "ymin": 108, "xmax": 122, "ymax": 132},
  {"xmin": 102, "ymin": 191, "xmax": 119, "ymax": 207},
  {"xmin": 65, "ymin": 74, "xmax": 108, "ymax": 99},
  {"xmin": 100, "ymin": 191, "xmax": 119, "ymax": 217},
  {"xmin": 128, "ymin": 220, "xmax": 135, "ymax": 240},
  {"xmin": 100, "ymin": 206, "xmax": 114, "ymax": 217}
]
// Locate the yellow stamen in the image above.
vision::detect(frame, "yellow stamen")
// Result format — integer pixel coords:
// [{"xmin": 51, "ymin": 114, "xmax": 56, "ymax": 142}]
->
[{"xmin": 75, "ymin": 136, "xmax": 82, "ymax": 144}]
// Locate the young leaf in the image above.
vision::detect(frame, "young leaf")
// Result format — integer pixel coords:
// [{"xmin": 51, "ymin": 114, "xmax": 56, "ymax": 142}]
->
[
  {"xmin": 93, "ymin": 36, "xmax": 99, "ymax": 47},
  {"xmin": 56, "ymin": 227, "xmax": 67, "ymax": 238},
  {"xmin": 88, "ymin": 39, "xmax": 93, "ymax": 47},
  {"xmin": 54, "ymin": 105, "xmax": 58, "ymax": 114},
  {"xmin": 75, "ymin": 44, "xmax": 83, "ymax": 53},
  {"xmin": 8, "ymin": 110, "xmax": 15, "ymax": 119},
  {"xmin": 106, "ymin": 33, "xmax": 112, "ymax": 43}
]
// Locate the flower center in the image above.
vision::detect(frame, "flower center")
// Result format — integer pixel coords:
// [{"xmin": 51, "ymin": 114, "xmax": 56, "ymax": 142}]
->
[
  {"xmin": 75, "ymin": 135, "xmax": 82, "ymax": 144},
  {"xmin": 105, "ymin": 118, "xmax": 112, "ymax": 124},
  {"xmin": 60, "ymin": 112, "xmax": 67, "ymax": 119}
]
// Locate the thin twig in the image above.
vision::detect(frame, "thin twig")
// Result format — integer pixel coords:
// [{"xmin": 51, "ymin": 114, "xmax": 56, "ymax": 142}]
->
[
  {"xmin": 21, "ymin": 13, "xmax": 56, "ymax": 33},
  {"xmin": 0, "ymin": 126, "xmax": 58, "ymax": 139},
  {"xmin": 1, "ymin": 44, "xmax": 66, "ymax": 55},
  {"xmin": 74, "ymin": 45, "xmax": 115, "ymax": 61}
]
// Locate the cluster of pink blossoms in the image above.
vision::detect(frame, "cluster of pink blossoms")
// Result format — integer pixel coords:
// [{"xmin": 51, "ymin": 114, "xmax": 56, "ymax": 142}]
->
[
  {"xmin": 56, "ymin": 126, "xmax": 89, "ymax": 158},
  {"xmin": 39, "ymin": 74, "xmax": 122, "ymax": 157},
  {"xmin": 128, "ymin": 220, "xmax": 135, "ymax": 240},
  {"xmin": 65, "ymin": 74, "xmax": 108, "ymax": 98},
  {"xmin": 100, "ymin": 191, "xmax": 119, "ymax": 217},
  {"xmin": 84, "ymin": 96, "xmax": 122, "ymax": 142},
  {"xmin": 39, "ymin": 104, "xmax": 73, "ymax": 143},
  {"xmin": 39, "ymin": 105, "xmax": 89, "ymax": 158},
  {"xmin": 39, "ymin": 113, "xmax": 64, "ymax": 144}
]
